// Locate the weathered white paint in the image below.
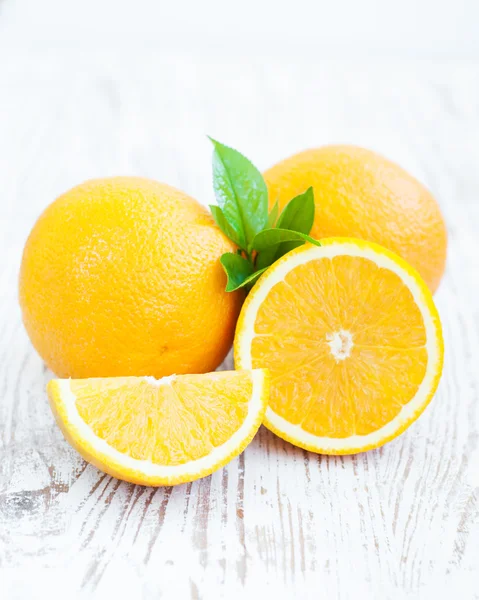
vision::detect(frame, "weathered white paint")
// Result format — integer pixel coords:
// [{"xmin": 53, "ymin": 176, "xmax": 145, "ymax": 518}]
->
[{"xmin": 0, "ymin": 40, "xmax": 478, "ymax": 600}]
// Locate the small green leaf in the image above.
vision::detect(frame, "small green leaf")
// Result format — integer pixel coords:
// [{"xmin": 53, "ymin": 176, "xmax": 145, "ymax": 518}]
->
[
  {"xmin": 253, "ymin": 228, "xmax": 321, "ymax": 252},
  {"xmin": 255, "ymin": 245, "xmax": 279, "ymax": 271},
  {"xmin": 243, "ymin": 267, "xmax": 268, "ymax": 291},
  {"xmin": 267, "ymin": 200, "xmax": 279, "ymax": 228},
  {"xmin": 276, "ymin": 187, "xmax": 315, "ymax": 234},
  {"xmin": 220, "ymin": 253, "xmax": 254, "ymax": 292},
  {"xmin": 210, "ymin": 205, "xmax": 243, "ymax": 247},
  {"xmin": 273, "ymin": 240, "xmax": 304, "ymax": 261},
  {"xmin": 255, "ymin": 190, "xmax": 316, "ymax": 269},
  {"xmin": 210, "ymin": 138, "xmax": 268, "ymax": 251}
]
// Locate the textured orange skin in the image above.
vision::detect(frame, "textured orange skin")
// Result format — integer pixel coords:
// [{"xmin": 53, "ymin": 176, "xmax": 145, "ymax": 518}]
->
[
  {"xmin": 19, "ymin": 177, "xmax": 243, "ymax": 378},
  {"xmin": 264, "ymin": 146, "xmax": 447, "ymax": 293}
]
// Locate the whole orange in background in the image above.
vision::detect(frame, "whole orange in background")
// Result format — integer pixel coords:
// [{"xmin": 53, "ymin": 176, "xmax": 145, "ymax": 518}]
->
[
  {"xmin": 19, "ymin": 177, "xmax": 242, "ymax": 378},
  {"xmin": 264, "ymin": 145, "xmax": 447, "ymax": 292}
]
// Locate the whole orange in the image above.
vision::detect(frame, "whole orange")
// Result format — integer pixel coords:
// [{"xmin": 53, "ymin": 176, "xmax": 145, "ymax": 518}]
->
[
  {"xmin": 19, "ymin": 177, "xmax": 242, "ymax": 378},
  {"xmin": 264, "ymin": 145, "xmax": 447, "ymax": 292}
]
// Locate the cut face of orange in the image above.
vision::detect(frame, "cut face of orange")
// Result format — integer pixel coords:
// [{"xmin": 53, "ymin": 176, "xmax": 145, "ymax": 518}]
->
[
  {"xmin": 235, "ymin": 239, "xmax": 443, "ymax": 454},
  {"xmin": 47, "ymin": 369, "xmax": 269, "ymax": 485}
]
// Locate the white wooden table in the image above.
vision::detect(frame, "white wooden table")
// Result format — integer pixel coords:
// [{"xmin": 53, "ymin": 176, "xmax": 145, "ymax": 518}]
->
[{"xmin": 1, "ymin": 47, "xmax": 478, "ymax": 599}]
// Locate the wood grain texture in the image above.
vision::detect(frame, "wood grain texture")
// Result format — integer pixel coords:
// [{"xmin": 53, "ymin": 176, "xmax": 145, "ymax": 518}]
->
[{"xmin": 0, "ymin": 46, "xmax": 478, "ymax": 599}]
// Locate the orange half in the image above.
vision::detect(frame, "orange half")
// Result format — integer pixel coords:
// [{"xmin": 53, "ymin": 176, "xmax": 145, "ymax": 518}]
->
[{"xmin": 234, "ymin": 239, "xmax": 443, "ymax": 454}]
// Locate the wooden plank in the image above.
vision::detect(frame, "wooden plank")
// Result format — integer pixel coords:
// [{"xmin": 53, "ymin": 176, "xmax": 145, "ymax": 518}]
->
[{"xmin": 0, "ymin": 53, "xmax": 478, "ymax": 599}]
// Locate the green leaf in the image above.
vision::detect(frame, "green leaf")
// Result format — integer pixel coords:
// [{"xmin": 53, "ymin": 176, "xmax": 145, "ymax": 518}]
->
[
  {"xmin": 276, "ymin": 187, "xmax": 315, "ymax": 234},
  {"xmin": 220, "ymin": 253, "xmax": 254, "ymax": 292},
  {"xmin": 253, "ymin": 228, "xmax": 321, "ymax": 252},
  {"xmin": 210, "ymin": 205, "xmax": 243, "ymax": 247},
  {"xmin": 267, "ymin": 200, "xmax": 279, "ymax": 228},
  {"xmin": 273, "ymin": 240, "xmax": 305, "ymax": 261},
  {"xmin": 254, "ymin": 228, "xmax": 320, "ymax": 271},
  {"xmin": 255, "ymin": 245, "xmax": 279, "ymax": 271},
  {"xmin": 256, "ymin": 199, "xmax": 281, "ymax": 269},
  {"xmin": 242, "ymin": 267, "xmax": 268, "ymax": 291},
  {"xmin": 270, "ymin": 188, "xmax": 316, "ymax": 263},
  {"xmin": 210, "ymin": 138, "xmax": 268, "ymax": 251}
]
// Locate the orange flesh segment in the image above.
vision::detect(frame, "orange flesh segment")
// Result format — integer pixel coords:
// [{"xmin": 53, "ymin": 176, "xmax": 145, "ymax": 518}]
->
[
  {"xmin": 73, "ymin": 372, "xmax": 252, "ymax": 466},
  {"xmin": 251, "ymin": 256, "xmax": 427, "ymax": 437}
]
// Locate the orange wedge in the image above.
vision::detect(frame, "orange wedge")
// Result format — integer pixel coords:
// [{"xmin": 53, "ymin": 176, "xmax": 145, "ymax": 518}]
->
[
  {"xmin": 235, "ymin": 239, "xmax": 443, "ymax": 454},
  {"xmin": 47, "ymin": 369, "xmax": 269, "ymax": 485}
]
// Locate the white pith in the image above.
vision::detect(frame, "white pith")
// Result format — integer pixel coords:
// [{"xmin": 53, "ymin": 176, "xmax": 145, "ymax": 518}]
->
[
  {"xmin": 56, "ymin": 369, "xmax": 265, "ymax": 477},
  {"xmin": 143, "ymin": 374, "xmax": 176, "ymax": 386},
  {"xmin": 236, "ymin": 242, "xmax": 442, "ymax": 452},
  {"xmin": 327, "ymin": 329, "xmax": 354, "ymax": 361}
]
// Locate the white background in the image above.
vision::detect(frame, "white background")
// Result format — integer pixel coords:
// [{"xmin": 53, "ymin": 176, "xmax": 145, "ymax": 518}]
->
[
  {"xmin": 0, "ymin": 0, "xmax": 478, "ymax": 57},
  {"xmin": 1, "ymin": 1, "xmax": 479, "ymax": 599}
]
